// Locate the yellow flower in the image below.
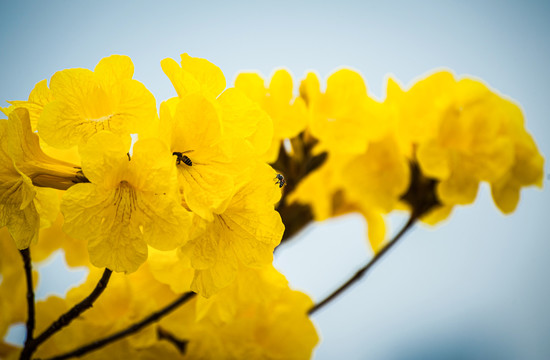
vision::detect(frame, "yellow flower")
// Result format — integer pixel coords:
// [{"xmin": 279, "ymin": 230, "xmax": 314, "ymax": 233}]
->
[
  {"xmin": 5, "ymin": 80, "xmax": 82, "ymax": 165},
  {"xmin": 0, "ymin": 229, "xmax": 30, "ymax": 339},
  {"xmin": 307, "ymin": 69, "xmax": 390, "ymax": 154},
  {"xmin": 148, "ymin": 245, "xmax": 195, "ymax": 294},
  {"xmin": 150, "ymin": 162, "xmax": 284, "ymax": 297},
  {"xmin": 159, "ymin": 93, "xmax": 259, "ymax": 221},
  {"xmin": 33, "ymin": 212, "xmax": 90, "ymax": 267},
  {"xmin": 32, "ymin": 264, "xmax": 183, "ymax": 360},
  {"xmin": 339, "ymin": 135, "xmax": 410, "ymax": 252},
  {"xmin": 161, "ymin": 265, "xmax": 319, "ymax": 360},
  {"xmin": 342, "ymin": 135, "xmax": 410, "ymax": 213},
  {"xmin": 489, "ymin": 98, "xmax": 544, "ymax": 213},
  {"xmin": 288, "ymin": 74, "xmax": 407, "ymax": 252},
  {"xmin": 416, "ymin": 80, "xmax": 505, "ymax": 204},
  {"xmin": 217, "ymin": 88, "xmax": 274, "ymax": 157},
  {"xmin": 7, "ymin": 79, "xmax": 53, "ymax": 131},
  {"xmin": 61, "ymin": 131, "xmax": 191, "ymax": 273},
  {"xmin": 188, "ymin": 162, "xmax": 284, "ymax": 297},
  {"xmin": 389, "ymin": 71, "xmax": 543, "ymax": 220},
  {"xmin": 0, "ymin": 108, "xmax": 78, "ymax": 248},
  {"xmin": 288, "ymin": 139, "xmax": 404, "ymax": 253},
  {"xmin": 162, "ymin": 54, "xmax": 273, "ymax": 158},
  {"xmin": 287, "ymin": 154, "xmax": 347, "ymax": 222},
  {"xmin": 235, "ymin": 70, "xmax": 307, "ymax": 162},
  {"xmin": 38, "ymin": 55, "xmax": 157, "ymax": 149},
  {"xmin": 161, "ymin": 53, "xmax": 226, "ymax": 99},
  {"xmin": 385, "ymin": 71, "xmax": 456, "ymax": 157}
]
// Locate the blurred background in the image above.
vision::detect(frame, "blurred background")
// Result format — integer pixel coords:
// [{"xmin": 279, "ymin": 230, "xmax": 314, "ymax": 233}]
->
[{"xmin": 1, "ymin": 1, "xmax": 549, "ymax": 359}]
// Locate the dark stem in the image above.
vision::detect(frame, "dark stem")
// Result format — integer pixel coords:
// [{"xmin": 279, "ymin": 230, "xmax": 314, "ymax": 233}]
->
[
  {"xmin": 26, "ymin": 268, "xmax": 112, "ymax": 355},
  {"xmin": 272, "ymin": 133, "xmax": 327, "ymax": 244},
  {"xmin": 308, "ymin": 213, "xmax": 417, "ymax": 315},
  {"xmin": 43, "ymin": 291, "xmax": 196, "ymax": 360},
  {"xmin": 157, "ymin": 327, "xmax": 188, "ymax": 354},
  {"xmin": 19, "ymin": 248, "xmax": 35, "ymax": 360}
]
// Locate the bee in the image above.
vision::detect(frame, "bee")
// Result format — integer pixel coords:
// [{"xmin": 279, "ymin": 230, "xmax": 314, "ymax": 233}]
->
[
  {"xmin": 173, "ymin": 151, "xmax": 193, "ymax": 166},
  {"xmin": 274, "ymin": 174, "xmax": 286, "ymax": 188}
]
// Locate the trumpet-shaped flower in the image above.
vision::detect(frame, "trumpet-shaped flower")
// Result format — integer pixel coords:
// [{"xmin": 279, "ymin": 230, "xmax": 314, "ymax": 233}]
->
[
  {"xmin": 61, "ymin": 131, "xmax": 191, "ymax": 273},
  {"xmin": 161, "ymin": 53, "xmax": 226, "ymax": 99},
  {"xmin": 287, "ymin": 154, "xmax": 349, "ymax": 222},
  {"xmin": 0, "ymin": 229, "xmax": 30, "ymax": 339},
  {"xmin": 148, "ymin": 245, "xmax": 195, "ymax": 294},
  {"xmin": 32, "ymin": 212, "xmax": 90, "ymax": 267},
  {"xmin": 161, "ymin": 265, "xmax": 319, "ymax": 360},
  {"xmin": 6, "ymin": 80, "xmax": 84, "ymax": 166},
  {"xmin": 306, "ymin": 70, "xmax": 390, "ymax": 154},
  {"xmin": 38, "ymin": 55, "xmax": 157, "ymax": 149},
  {"xmin": 0, "ymin": 108, "xmax": 78, "ymax": 248},
  {"xmin": 162, "ymin": 54, "xmax": 273, "ymax": 158},
  {"xmin": 188, "ymin": 163, "xmax": 284, "ymax": 297},
  {"xmin": 488, "ymin": 98, "xmax": 544, "ymax": 213},
  {"xmin": 342, "ymin": 135, "xmax": 410, "ymax": 214},
  {"xmin": 159, "ymin": 94, "xmax": 254, "ymax": 221},
  {"xmin": 288, "ymin": 142, "xmax": 403, "ymax": 253},
  {"xmin": 29, "ymin": 264, "xmax": 183, "ymax": 360},
  {"xmin": 388, "ymin": 72, "xmax": 543, "ymax": 220},
  {"xmin": 416, "ymin": 80, "xmax": 510, "ymax": 204},
  {"xmin": 150, "ymin": 163, "xmax": 284, "ymax": 297},
  {"xmin": 235, "ymin": 70, "xmax": 307, "ymax": 162},
  {"xmin": 385, "ymin": 71, "xmax": 457, "ymax": 157},
  {"xmin": 7, "ymin": 79, "xmax": 53, "ymax": 131},
  {"xmin": 217, "ymin": 88, "xmax": 274, "ymax": 157}
]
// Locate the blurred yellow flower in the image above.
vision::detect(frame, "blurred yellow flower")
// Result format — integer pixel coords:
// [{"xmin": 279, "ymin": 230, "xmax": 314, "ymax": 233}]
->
[
  {"xmin": 388, "ymin": 71, "xmax": 543, "ymax": 220},
  {"xmin": 235, "ymin": 70, "xmax": 307, "ymax": 162},
  {"xmin": 307, "ymin": 69, "xmax": 390, "ymax": 155},
  {"xmin": 32, "ymin": 264, "xmax": 183, "ymax": 360},
  {"xmin": 161, "ymin": 265, "xmax": 319, "ymax": 360}
]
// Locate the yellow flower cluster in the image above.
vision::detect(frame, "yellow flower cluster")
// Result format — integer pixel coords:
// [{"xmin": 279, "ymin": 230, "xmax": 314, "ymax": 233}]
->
[
  {"xmin": 0, "ymin": 53, "xmax": 543, "ymax": 359},
  {"xmin": 1, "ymin": 55, "xmax": 284, "ymax": 282},
  {"xmin": 387, "ymin": 72, "xmax": 544, "ymax": 219},
  {"xmin": 237, "ymin": 68, "xmax": 543, "ymax": 251},
  {"xmin": 0, "ymin": 54, "xmax": 315, "ymax": 359}
]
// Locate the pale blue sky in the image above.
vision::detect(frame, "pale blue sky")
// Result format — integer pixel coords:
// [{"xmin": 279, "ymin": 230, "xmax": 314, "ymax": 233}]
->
[{"xmin": 1, "ymin": 1, "xmax": 549, "ymax": 359}]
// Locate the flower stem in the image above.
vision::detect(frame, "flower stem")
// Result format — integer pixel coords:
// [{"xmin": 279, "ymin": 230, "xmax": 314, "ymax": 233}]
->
[
  {"xmin": 308, "ymin": 213, "xmax": 417, "ymax": 315},
  {"xmin": 40, "ymin": 269, "xmax": 112, "ymax": 348},
  {"xmin": 157, "ymin": 327, "xmax": 188, "ymax": 354},
  {"xmin": 18, "ymin": 248, "xmax": 35, "ymax": 360},
  {"xmin": 42, "ymin": 291, "xmax": 196, "ymax": 360}
]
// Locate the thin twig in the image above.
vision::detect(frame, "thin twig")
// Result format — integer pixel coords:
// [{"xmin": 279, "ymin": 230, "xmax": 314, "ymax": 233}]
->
[
  {"xmin": 309, "ymin": 214, "xmax": 417, "ymax": 315},
  {"xmin": 19, "ymin": 248, "xmax": 35, "ymax": 360},
  {"xmin": 28, "ymin": 269, "xmax": 112, "ymax": 353},
  {"xmin": 43, "ymin": 291, "xmax": 196, "ymax": 360},
  {"xmin": 157, "ymin": 327, "xmax": 188, "ymax": 354}
]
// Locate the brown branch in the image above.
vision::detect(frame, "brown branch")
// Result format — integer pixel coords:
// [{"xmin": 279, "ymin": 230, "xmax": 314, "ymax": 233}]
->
[
  {"xmin": 19, "ymin": 248, "xmax": 35, "ymax": 360},
  {"xmin": 30, "ymin": 268, "xmax": 112, "ymax": 355},
  {"xmin": 42, "ymin": 291, "xmax": 196, "ymax": 360},
  {"xmin": 157, "ymin": 327, "xmax": 188, "ymax": 354},
  {"xmin": 308, "ymin": 213, "xmax": 417, "ymax": 315}
]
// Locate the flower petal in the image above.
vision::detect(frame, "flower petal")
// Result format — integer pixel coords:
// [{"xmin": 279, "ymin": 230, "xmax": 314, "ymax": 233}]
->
[{"xmin": 180, "ymin": 53, "xmax": 226, "ymax": 98}]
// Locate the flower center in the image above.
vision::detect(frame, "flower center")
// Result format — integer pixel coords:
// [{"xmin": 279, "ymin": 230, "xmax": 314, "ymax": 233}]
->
[{"xmin": 113, "ymin": 181, "xmax": 137, "ymax": 222}]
